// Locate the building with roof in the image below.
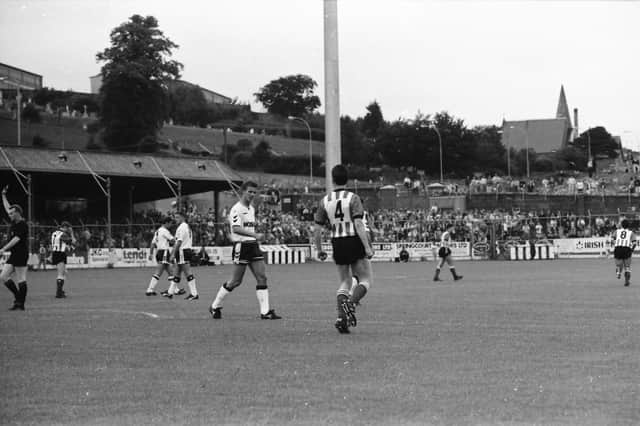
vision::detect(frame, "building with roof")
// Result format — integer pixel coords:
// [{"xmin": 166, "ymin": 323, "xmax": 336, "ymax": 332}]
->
[
  {"xmin": 0, "ymin": 63, "xmax": 43, "ymax": 91},
  {"xmin": 89, "ymin": 73, "xmax": 232, "ymax": 105},
  {"xmin": 502, "ymin": 86, "xmax": 574, "ymax": 154}
]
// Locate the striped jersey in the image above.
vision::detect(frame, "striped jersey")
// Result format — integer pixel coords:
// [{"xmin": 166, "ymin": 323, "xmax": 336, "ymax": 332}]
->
[
  {"xmin": 315, "ymin": 189, "xmax": 364, "ymax": 239},
  {"xmin": 152, "ymin": 226, "xmax": 174, "ymax": 250},
  {"xmin": 51, "ymin": 230, "xmax": 71, "ymax": 252},
  {"xmin": 614, "ymin": 228, "xmax": 636, "ymax": 248},
  {"xmin": 440, "ymin": 230, "xmax": 453, "ymax": 247},
  {"xmin": 175, "ymin": 222, "xmax": 193, "ymax": 249},
  {"xmin": 229, "ymin": 201, "xmax": 256, "ymax": 242}
]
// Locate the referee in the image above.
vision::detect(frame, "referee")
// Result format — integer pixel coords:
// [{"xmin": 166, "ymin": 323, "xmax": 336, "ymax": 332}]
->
[{"xmin": 0, "ymin": 186, "xmax": 29, "ymax": 310}]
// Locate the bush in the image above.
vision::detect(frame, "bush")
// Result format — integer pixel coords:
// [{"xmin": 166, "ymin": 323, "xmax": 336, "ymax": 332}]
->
[
  {"xmin": 22, "ymin": 104, "xmax": 41, "ymax": 123},
  {"xmin": 32, "ymin": 134, "xmax": 48, "ymax": 147},
  {"xmin": 236, "ymin": 139, "xmax": 253, "ymax": 151},
  {"xmin": 231, "ymin": 151, "xmax": 256, "ymax": 169}
]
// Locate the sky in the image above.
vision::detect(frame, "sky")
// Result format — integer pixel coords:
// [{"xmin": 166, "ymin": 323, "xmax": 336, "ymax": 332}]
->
[{"xmin": 1, "ymin": 0, "xmax": 639, "ymax": 149}]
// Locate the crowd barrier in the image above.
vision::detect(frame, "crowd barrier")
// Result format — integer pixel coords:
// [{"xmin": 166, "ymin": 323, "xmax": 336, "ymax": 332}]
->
[
  {"xmin": 509, "ymin": 244, "xmax": 556, "ymax": 260},
  {"xmin": 4, "ymin": 237, "xmax": 618, "ymax": 270}
]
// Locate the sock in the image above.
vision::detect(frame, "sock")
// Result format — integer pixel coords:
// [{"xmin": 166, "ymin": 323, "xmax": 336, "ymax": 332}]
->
[
  {"xmin": 351, "ymin": 283, "xmax": 368, "ymax": 305},
  {"xmin": 337, "ymin": 290, "xmax": 349, "ymax": 314},
  {"xmin": 56, "ymin": 278, "xmax": 64, "ymax": 293},
  {"xmin": 167, "ymin": 278, "xmax": 177, "ymax": 295},
  {"xmin": 211, "ymin": 283, "xmax": 231, "ymax": 309},
  {"xmin": 187, "ymin": 275, "xmax": 197, "ymax": 296},
  {"xmin": 256, "ymin": 287, "xmax": 269, "ymax": 315},
  {"xmin": 450, "ymin": 268, "xmax": 458, "ymax": 278},
  {"xmin": 148, "ymin": 274, "xmax": 159, "ymax": 291},
  {"xmin": 625, "ymin": 271, "xmax": 631, "ymax": 282},
  {"xmin": 172, "ymin": 277, "xmax": 182, "ymax": 294},
  {"xmin": 434, "ymin": 268, "xmax": 441, "ymax": 279},
  {"xmin": 4, "ymin": 279, "xmax": 18, "ymax": 298},
  {"xmin": 18, "ymin": 281, "xmax": 27, "ymax": 305},
  {"xmin": 349, "ymin": 276, "xmax": 359, "ymax": 296}
]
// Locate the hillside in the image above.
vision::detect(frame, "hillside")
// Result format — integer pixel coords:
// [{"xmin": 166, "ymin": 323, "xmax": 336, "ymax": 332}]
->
[{"xmin": 0, "ymin": 117, "xmax": 325, "ymax": 159}]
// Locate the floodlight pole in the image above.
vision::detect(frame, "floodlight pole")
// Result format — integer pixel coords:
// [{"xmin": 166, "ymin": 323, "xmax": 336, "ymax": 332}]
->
[
  {"xmin": 107, "ymin": 177, "xmax": 112, "ymax": 247},
  {"xmin": 27, "ymin": 174, "xmax": 32, "ymax": 253}
]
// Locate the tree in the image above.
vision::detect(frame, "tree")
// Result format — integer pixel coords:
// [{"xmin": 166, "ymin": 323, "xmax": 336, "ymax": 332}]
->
[
  {"xmin": 96, "ymin": 15, "xmax": 182, "ymax": 151},
  {"xmin": 361, "ymin": 101, "xmax": 385, "ymax": 139},
  {"xmin": 572, "ymin": 126, "xmax": 619, "ymax": 159},
  {"xmin": 168, "ymin": 84, "xmax": 208, "ymax": 126},
  {"xmin": 254, "ymin": 74, "xmax": 321, "ymax": 117}
]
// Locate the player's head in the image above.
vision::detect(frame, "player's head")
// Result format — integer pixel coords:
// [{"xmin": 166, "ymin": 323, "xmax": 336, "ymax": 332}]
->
[
  {"xmin": 331, "ymin": 164, "xmax": 348, "ymax": 186},
  {"xmin": 161, "ymin": 216, "xmax": 173, "ymax": 227},
  {"xmin": 621, "ymin": 219, "xmax": 630, "ymax": 229},
  {"xmin": 8, "ymin": 204, "xmax": 23, "ymax": 222},
  {"xmin": 174, "ymin": 211, "xmax": 186, "ymax": 224},
  {"xmin": 240, "ymin": 181, "xmax": 258, "ymax": 203},
  {"xmin": 61, "ymin": 221, "xmax": 72, "ymax": 231}
]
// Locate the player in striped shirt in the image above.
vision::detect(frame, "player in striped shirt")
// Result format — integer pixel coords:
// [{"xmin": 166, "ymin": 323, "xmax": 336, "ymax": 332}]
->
[
  {"xmin": 51, "ymin": 221, "xmax": 76, "ymax": 298},
  {"xmin": 314, "ymin": 165, "xmax": 374, "ymax": 334},
  {"xmin": 611, "ymin": 219, "xmax": 636, "ymax": 286},
  {"xmin": 146, "ymin": 216, "xmax": 175, "ymax": 296},
  {"xmin": 433, "ymin": 225, "xmax": 463, "ymax": 282}
]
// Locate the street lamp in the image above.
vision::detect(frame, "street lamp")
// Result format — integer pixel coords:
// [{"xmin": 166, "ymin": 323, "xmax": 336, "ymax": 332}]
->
[
  {"xmin": 288, "ymin": 116, "xmax": 313, "ymax": 186},
  {"xmin": 0, "ymin": 77, "xmax": 34, "ymax": 147},
  {"xmin": 509, "ymin": 125, "xmax": 530, "ymax": 178},
  {"xmin": 429, "ymin": 124, "xmax": 444, "ymax": 183}
]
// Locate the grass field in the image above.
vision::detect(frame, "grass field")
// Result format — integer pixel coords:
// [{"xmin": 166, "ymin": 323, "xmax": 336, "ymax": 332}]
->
[{"xmin": 0, "ymin": 260, "xmax": 638, "ymax": 425}]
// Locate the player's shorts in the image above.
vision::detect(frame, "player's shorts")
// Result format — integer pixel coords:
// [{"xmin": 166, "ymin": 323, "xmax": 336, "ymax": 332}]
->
[
  {"xmin": 438, "ymin": 247, "xmax": 452, "ymax": 258},
  {"xmin": 613, "ymin": 246, "xmax": 633, "ymax": 260},
  {"xmin": 331, "ymin": 236, "xmax": 366, "ymax": 265},
  {"xmin": 175, "ymin": 248, "xmax": 193, "ymax": 265},
  {"xmin": 155, "ymin": 249, "xmax": 170, "ymax": 265},
  {"xmin": 232, "ymin": 241, "xmax": 264, "ymax": 265},
  {"xmin": 6, "ymin": 251, "xmax": 28, "ymax": 267},
  {"xmin": 51, "ymin": 251, "xmax": 67, "ymax": 265}
]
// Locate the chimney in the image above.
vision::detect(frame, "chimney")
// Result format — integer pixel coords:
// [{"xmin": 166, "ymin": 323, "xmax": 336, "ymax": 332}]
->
[{"xmin": 573, "ymin": 108, "xmax": 579, "ymax": 141}]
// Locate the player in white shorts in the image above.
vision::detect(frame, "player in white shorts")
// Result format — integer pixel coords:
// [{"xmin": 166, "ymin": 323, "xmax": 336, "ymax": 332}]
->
[
  {"xmin": 51, "ymin": 221, "xmax": 76, "ymax": 298},
  {"xmin": 146, "ymin": 216, "xmax": 175, "ymax": 296},
  {"xmin": 166, "ymin": 211, "xmax": 199, "ymax": 300},
  {"xmin": 209, "ymin": 181, "xmax": 281, "ymax": 319}
]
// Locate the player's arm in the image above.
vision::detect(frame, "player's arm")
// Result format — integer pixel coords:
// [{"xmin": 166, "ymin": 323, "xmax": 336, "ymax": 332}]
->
[
  {"xmin": 2, "ymin": 186, "xmax": 11, "ymax": 216},
  {"xmin": 350, "ymin": 196, "xmax": 373, "ymax": 258},
  {"xmin": 313, "ymin": 202, "xmax": 329, "ymax": 260},
  {"xmin": 231, "ymin": 225, "xmax": 263, "ymax": 241},
  {"xmin": 0, "ymin": 236, "xmax": 20, "ymax": 254},
  {"xmin": 230, "ymin": 209, "xmax": 264, "ymax": 241}
]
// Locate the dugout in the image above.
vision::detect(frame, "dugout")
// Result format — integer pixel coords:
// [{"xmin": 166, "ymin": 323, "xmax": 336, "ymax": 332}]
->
[{"xmin": 0, "ymin": 146, "xmax": 244, "ymax": 251}]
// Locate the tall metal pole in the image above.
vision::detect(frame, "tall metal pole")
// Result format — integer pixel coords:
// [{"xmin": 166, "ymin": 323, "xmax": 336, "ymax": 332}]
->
[
  {"xmin": 16, "ymin": 87, "xmax": 22, "ymax": 147},
  {"xmin": 324, "ymin": 0, "xmax": 341, "ymax": 191},
  {"xmin": 177, "ymin": 180, "xmax": 182, "ymax": 211},
  {"xmin": 525, "ymin": 132, "xmax": 530, "ymax": 179},
  {"xmin": 27, "ymin": 174, "xmax": 32, "ymax": 253},
  {"xmin": 106, "ymin": 177, "xmax": 112, "ymax": 247},
  {"xmin": 586, "ymin": 128, "xmax": 591, "ymax": 160},
  {"xmin": 289, "ymin": 117, "xmax": 313, "ymax": 186},
  {"xmin": 506, "ymin": 134, "xmax": 511, "ymax": 178},
  {"xmin": 432, "ymin": 126, "xmax": 443, "ymax": 183}
]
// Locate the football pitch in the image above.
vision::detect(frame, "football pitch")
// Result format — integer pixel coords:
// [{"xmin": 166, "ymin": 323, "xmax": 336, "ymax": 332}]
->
[{"xmin": 0, "ymin": 259, "xmax": 638, "ymax": 425}]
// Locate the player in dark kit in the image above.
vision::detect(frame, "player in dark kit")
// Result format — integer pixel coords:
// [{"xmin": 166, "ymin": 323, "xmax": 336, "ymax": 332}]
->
[{"xmin": 0, "ymin": 187, "xmax": 30, "ymax": 310}]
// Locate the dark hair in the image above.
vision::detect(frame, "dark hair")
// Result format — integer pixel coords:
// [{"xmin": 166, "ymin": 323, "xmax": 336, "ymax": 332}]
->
[
  {"xmin": 621, "ymin": 219, "xmax": 630, "ymax": 229},
  {"xmin": 331, "ymin": 164, "xmax": 348, "ymax": 186},
  {"xmin": 240, "ymin": 181, "xmax": 258, "ymax": 192},
  {"xmin": 61, "ymin": 221, "xmax": 71, "ymax": 228},
  {"xmin": 161, "ymin": 216, "xmax": 173, "ymax": 224},
  {"xmin": 10, "ymin": 204, "xmax": 23, "ymax": 216},
  {"xmin": 175, "ymin": 211, "xmax": 185, "ymax": 218}
]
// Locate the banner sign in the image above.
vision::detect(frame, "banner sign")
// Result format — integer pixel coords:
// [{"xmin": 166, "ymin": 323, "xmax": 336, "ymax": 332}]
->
[
  {"xmin": 553, "ymin": 237, "xmax": 612, "ymax": 258},
  {"xmin": 396, "ymin": 241, "xmax": 471, "ymax": 261}
]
